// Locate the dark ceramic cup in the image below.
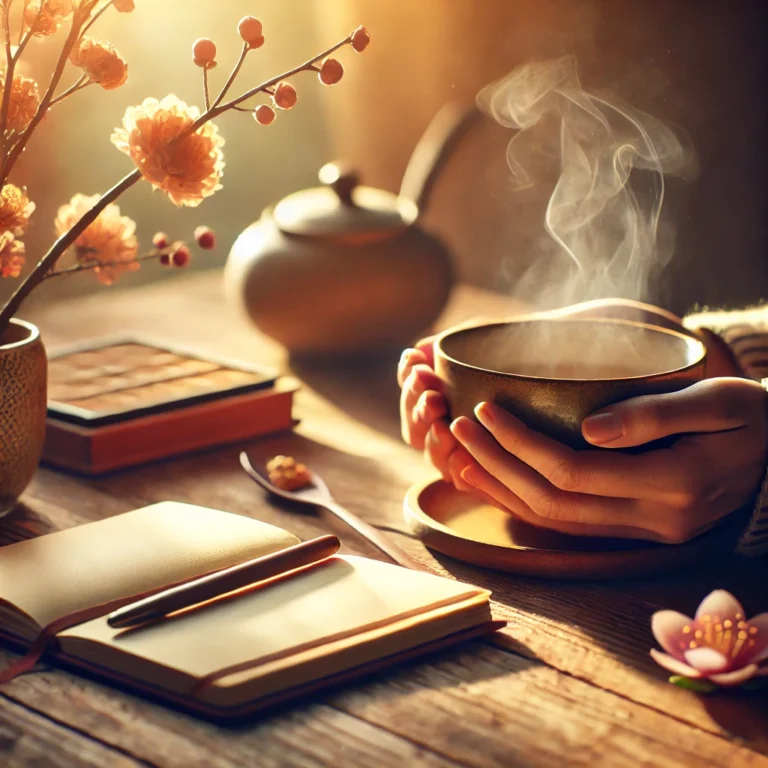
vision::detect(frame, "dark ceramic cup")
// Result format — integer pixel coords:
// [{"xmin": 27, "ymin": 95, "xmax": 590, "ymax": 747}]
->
[{"xmin": 434, "ymin": 318, "xmax": 707, "ymax": 448}]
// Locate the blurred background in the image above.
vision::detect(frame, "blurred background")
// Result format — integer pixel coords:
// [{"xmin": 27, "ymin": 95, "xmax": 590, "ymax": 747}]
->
[{"xmin": 5, "ymin": 0, "xmax": 767, "ymax": 317}]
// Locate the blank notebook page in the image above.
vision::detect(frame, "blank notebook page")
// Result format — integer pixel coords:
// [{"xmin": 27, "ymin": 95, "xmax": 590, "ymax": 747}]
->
[
  {"xmin": 60, "ymin": 555, "xmax": 488, "ymax": 682},
  {"xmin": 0, "ymin": 502, "xmax": 299, "ymax": 630}
]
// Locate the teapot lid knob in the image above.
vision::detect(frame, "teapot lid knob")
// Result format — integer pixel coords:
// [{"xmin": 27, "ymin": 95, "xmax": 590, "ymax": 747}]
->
[
  {"xmin": 271, "ymin": 161, "xmax": 417, "ymax": 239},
  {"xmin": 318, "ymin": 162, "xmax": 359, "ymax": 206}
]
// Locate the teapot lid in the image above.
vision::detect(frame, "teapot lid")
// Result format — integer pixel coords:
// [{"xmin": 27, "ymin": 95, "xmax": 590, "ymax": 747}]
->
[{"xmin": 273, "ymin": 163, "xmax": 418, "ymax": 239}]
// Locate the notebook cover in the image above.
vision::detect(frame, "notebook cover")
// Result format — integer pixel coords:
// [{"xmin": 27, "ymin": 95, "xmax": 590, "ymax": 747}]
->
[
  {"xmin": 42, "ymin": 378, "xmax": 298, "ymax": 475},
  {"xmin": 47, "ymin": 335, "xmax": 278, "ymax": 427},
  {"xmin": 50, "ymin": 621, "xmax": 505, "ymax": 722}
]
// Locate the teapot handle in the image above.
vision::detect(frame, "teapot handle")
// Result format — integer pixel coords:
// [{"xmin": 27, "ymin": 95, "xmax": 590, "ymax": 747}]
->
[{"xmin": 398, "ymin": 102, "xmax": 480, "ymax": 218}]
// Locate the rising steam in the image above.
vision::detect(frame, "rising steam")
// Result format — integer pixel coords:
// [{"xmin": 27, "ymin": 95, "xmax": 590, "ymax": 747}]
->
[{"xmin": 477, "ymin": 56, "xmax": 694, "ymax": 307}]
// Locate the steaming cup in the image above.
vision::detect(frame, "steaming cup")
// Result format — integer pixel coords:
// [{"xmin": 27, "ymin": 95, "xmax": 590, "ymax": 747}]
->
[{"xmin": 434, "ymin": 317, "xmax": 707, "ymax": 448}]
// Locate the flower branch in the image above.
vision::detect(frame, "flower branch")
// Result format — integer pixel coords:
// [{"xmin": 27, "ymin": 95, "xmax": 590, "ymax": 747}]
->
[
  {"xmin": 202, "ymin": 66, "xmax": 210, "ymax": 111},
  {"xmin": 2, "ymin": 2, "xmax": 12, "ymax": 69},
  {"xmin": 0, "ymin": 9, "xmax": 368, "ymax": 339},
  {"xmin": 43, "ymin": 247, "xmax": 171, "ymax": 280},
  {"xmin": 225, "ymin": 34, "xmax": 353, "ymax": 113},
  {"xmin": 11, "ymin": 6, "xmax": 41, "ymax": 65},
  {"xmin": 0, "ymin": 3, "xmax": 46, "ymax": 154},
  {"xmin": 49, "ymin": 72, "xmax": 91, "ymax": 107},
  {"xmin": 0, "ymin": 2, "xmax": 17, "ymax": 147},
  {"xmin": 187, "ymin": 31, "xmax": 360, "ymax": 136},
  {"xmin": 0, "ymin": 168, "xmax": 141, "ymax": 331},
  {"xmin": 43, "ymin": 234, "xmax": 203, "ymax": 281},
  {"xmin": 212, "ymin": 42, "xmax": 248, "ymax": 108},
  {"xmin": 0, "ymin": 7, "xmax": 84, "ymax": 184},
  {"xmin": 81, "ymin": 0, "xmax": 113, "ymax": 35}
]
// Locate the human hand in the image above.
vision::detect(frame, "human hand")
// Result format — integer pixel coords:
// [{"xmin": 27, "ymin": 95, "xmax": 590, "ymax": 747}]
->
[
  {"xmin": 449, "ymin": 377, "xmax": 768, "ymax": 543},
  {"xmin": 396, "ymin": 300, "xmax": 686, "ymax": 487},
  {"xmin": 398, "ymin": 298, "xmax": 745, "ymax": 510},
  {"xmin": 398, "ymin": 333, "xmax": 475, "ymax": 493}
]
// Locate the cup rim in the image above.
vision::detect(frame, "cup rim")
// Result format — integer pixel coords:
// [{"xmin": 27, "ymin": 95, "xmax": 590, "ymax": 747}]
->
[
  {"xmin": 434, "ymin": 317, "xmax": 707, "ymax": 384},
  {"xmin": 0, "ymin": 318, "xmax": 40, "ymax": 352}
]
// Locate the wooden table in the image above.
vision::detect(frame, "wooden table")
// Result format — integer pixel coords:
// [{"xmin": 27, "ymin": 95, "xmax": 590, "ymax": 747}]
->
[{"xmin": 2, "ymin": 271, "xmax": 767, "ymax": 768}]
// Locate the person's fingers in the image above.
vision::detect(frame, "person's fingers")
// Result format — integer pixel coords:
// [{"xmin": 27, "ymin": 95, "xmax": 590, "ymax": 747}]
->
[
  {"xmin": 397, "ymin": 348, "xmax": 429, "ymax": 387},
  {"xmin": 444, "ymin": 449, "xmax": 504, "ymax": 508},
  {"xmin": 451, "ymin": 416, "xmax": 642, "ymax": 530},
  {"xmin": 413, "ymin": 336, "xmax": 437, "ymax": 369},
  {"xmin": 413, "ymin": 390, "xmax": 447, "ymax": 430},
  {"xmin": 459, "ymin": 461, "xmax": 528, "ymax": 517},
  {"xmin": 474, "ymin": 402, "xmax": 687, "ymax": 500},
  {"xmin": 400, "ymin": 365, "xmax": 446, "ymax": 447},
  {"xmin": 400, "ymin": 368, "xmax": 428, "ymax": 447},
  {"xmin": 459, "ymin": 460, "xmax": 668, "ymax": 540},
  {"xmin": 447, "ymin": 446, "xmax": 478, "ymax": 494},
  {"xmin": 407, "ymin": 365, "xmax": 444, "ymax": 396},
  {"xmin": 425, "ymin": 419, "xmax": 458, "ymax": 480},
  {"xmin": 582, "ymin": 378, "xmax": 762, "ymax": 448},
  {"xmin": 410, "ymin": 391, "xmax": 448, "ymax": 456}
]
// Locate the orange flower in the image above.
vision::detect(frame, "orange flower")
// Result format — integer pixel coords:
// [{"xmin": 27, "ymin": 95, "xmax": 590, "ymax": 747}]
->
[
  {"xmin": 55, "ymin": 194, "xmax": 139, "ymax": 285},
  {"xmin": 23, "ymin": 0, "xmax": 73, "ymax": 37},
  {"xmin": 112, "ymin": 0, "xmax": 135, "ymax": 11},
  {"xmin": 111, "ymin": 95, "xmax": 225, "ymax": 207},
  {"xmin": 0, "ymin": 232, "xmax": 25, "ymax": 279},
  {"xmin": 0, "ymin": 74, "xmax": 40, "ymax": 132},
  {"xmin": 70, "ymin": 37, "xmax": 128, "ymax": 90},
  {"xmin": 0, "ymin": 184, "xmax": 35, "ymax": 236}
]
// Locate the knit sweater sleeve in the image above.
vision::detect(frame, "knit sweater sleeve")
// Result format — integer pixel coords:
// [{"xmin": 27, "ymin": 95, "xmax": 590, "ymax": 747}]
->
[{"xmin": 684, "ymin": 307, "xmax": 768, "ymax": 556}]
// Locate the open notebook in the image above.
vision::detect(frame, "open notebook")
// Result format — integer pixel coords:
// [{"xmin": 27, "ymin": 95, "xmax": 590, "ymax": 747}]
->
[{"xmin": 0, "ymin": 502, "xmax": 498, "ymax": 719}]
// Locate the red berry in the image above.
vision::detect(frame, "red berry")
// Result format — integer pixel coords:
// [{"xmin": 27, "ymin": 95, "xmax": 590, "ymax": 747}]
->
[
  {"xmin": 193, "ymin": 38, "xmax": 216, "ymax": 66},
  {"xmin": 254, "ymin": 104, "xmax": 275, "ymax": 125},
  {"xmin": 273, "ymin": 81, "xmax": 297, "ymax": 110},
  {"xmin": 238, "ymin": 16, "xmax": 263, "ymax": 44},
  {"xmin": 351, "ymin": 26, "xmax": 370, "ymax": 53},
  {"xmin": 194, "ymin": 226, "xmax": 216, "ymax": 250},
  {"xmin": 171, "ymin": 245, "xmax": 191, "ymax": 267},
  {"xmin": 319, "ymin": 58, "xmax": 344, "ymax": 86},
  {"xmin": 153, "ymin": 232, "xmax": 169, "ymax": 249},
  {"xmin": 159, "ymin": 253, "xmax": 171, "ymax": 266}
]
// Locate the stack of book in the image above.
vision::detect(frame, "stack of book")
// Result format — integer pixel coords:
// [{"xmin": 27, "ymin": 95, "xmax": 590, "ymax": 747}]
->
[{"xmin": 43, "ymin": 337, "xmax": 297, "ymax": 475}]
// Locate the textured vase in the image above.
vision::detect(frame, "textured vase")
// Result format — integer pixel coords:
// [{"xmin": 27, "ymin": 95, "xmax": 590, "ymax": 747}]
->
[{"xmin": 0, "ymin": 319, "xmax": 47, "ymax": 517}]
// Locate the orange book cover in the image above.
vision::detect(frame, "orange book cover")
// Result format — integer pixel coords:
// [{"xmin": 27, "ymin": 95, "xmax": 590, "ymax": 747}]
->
[
  {"xmin": 43, "ymin": 336, "xmax": 297, "ymax": 474},
  {"xmin": 43, "ymin": 379, "xmax": 298, "ymax": 474}
]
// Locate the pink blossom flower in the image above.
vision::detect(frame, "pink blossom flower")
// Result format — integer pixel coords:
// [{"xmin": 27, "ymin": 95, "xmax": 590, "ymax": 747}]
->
[{"xmin": 651, "ymin": 590, "xmax": 768, "ymax": 687}]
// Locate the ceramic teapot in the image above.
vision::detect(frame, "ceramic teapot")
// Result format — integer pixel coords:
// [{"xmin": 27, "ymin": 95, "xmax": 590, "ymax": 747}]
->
[{"xmin": 224, "ymin": 104, "xmax": 477, "ymax": 356}]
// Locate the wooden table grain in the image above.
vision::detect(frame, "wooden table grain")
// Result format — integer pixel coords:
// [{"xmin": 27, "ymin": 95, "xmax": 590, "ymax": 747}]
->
[{"xmin": 2, "ymin": 271, "xmax": 767, "ymax": 768}]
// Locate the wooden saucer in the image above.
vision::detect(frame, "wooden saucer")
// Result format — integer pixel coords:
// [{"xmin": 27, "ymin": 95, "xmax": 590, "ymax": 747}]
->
[{"xmin": 404, "ymin": 478, "xmax": 730, "ymax": 580}]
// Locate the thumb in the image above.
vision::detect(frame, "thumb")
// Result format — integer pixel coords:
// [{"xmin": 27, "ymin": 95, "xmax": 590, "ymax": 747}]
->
[{"xmin": 581, "ymin": 378, "xmax": 754, "ymax": 448}]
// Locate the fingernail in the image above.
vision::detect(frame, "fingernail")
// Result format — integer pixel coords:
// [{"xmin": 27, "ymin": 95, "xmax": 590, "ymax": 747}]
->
[
  {"xmin": 475, "ymin": 402, "xmax": 494, "ymax": 427},
  {"xmin": 399, "ymin": 348, "xmax": 417, "ymax": 372},
  {"xmin": 417, "ymin": 397, "xmax": 429, "ymax": 420},
  {"xmin": 582, "ymin": 411, "xmax": 623, "ymax": 444},
  {"xmin": 450, "ymin": 417, "xmax": 467, "ymax": 437},
  {"xmin": 460, "ymin": 466, "xmax": 476, "ymax": 487}
]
